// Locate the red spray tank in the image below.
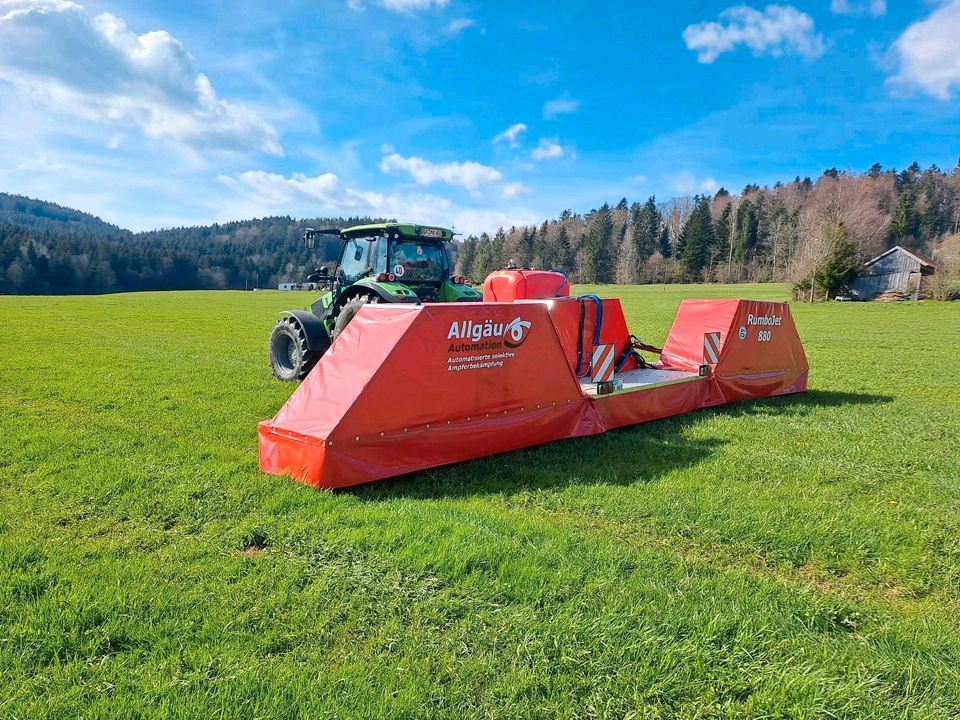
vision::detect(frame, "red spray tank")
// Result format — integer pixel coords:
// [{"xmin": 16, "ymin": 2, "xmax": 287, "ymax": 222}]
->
[{"xmin": 482, "ymin": 269, "xmax": 570, "ymax": 302}]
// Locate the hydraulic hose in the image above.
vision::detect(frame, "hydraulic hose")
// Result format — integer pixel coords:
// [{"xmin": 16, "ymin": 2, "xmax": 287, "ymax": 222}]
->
[{"xmin": 574, "ymin": 294, "xmax": 603, "ymax": 378}]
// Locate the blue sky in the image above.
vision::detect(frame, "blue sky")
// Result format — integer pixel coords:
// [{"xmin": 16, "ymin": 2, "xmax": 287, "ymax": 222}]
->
[{"xmin": 1, "ymin": 0, "xmax": 959, "ymax": 234}]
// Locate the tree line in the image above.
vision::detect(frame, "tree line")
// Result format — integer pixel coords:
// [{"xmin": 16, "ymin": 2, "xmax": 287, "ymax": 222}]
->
[
  {"xmin": 0, "ymin": 209, "xmax": 376, "ymax": 295},
  {"xmin": 3, "ymin": 162, "xmax": 960, "ymax": 297},
  {"xmin": 455, "ymin": 162, "xmax": 960, "ymax": 298}
]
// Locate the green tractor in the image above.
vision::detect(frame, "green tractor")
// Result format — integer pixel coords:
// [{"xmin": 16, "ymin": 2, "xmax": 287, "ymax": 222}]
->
[{"xmin": 269, "ymin": 222, "xmax": 481, "ymax": 381}]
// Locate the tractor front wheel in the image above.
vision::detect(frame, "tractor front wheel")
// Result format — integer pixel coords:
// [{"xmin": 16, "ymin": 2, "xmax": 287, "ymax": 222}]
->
[
  {"xmin": 332, "ymin": 295, "xmax": 376, "ymax": 340},
  {"xmin": 269, "ymin": 317, "xmax": 321, "ymax": 381}
]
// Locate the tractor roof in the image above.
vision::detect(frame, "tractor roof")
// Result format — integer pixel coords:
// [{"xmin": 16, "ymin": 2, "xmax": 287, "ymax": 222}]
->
[{"xmin": 341, "ymin": 222, "xmax": 454, "ymax": 241}]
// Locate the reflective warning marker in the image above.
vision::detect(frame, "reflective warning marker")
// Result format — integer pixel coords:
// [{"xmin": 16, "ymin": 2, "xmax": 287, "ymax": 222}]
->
[
  {"xmin": 703, "ymin": 332, "xmax": 721, "ymax": 365},
  {"xmin": 591, "ymin": 343, "xmax": 616, "ymax": 383}
]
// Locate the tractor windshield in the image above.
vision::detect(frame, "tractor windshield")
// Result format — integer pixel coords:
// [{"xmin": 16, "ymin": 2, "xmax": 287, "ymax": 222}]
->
[
  {"xmin": 337, "ymin": 236, "xmax": 390, "ymax": 283},
  {"xmin": 389, "ymin": 239, "xmax": 446, "ymax": 283}
]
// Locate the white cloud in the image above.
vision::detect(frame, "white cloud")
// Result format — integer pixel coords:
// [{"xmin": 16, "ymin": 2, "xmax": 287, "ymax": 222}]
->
[
  {"xmin": 382, "ymin": 0, "xmax": 448, "ymax": 10},
  {"xmin": 445, "ymin": 17, "xmax": 476, "ymax": 34},
  {"xmin": 218, "ymin": 170, "xmax": 539, "ymax": 236},
  {"xmin": 887, "ymin": 0, "xmax": 960, "ymax": 100},
  {"xmin": 492, "ymin": 122, "xmax": 527, "ymax": 147},
  {"xmin": 683, "ymin": 5, "xmax": 825, "ymax": 64},
  {"xmin": 830, "ymin": 0, "xmax": 885, "ymax": 16},
  {"xmin": 669, "ymin": 171, "xmax": 720, "ymax": 195},
  {"xmin": 220, "ymin": 171, "xmax": 376, "ymax": 213},
  {"xmin": 379, "ymin": 152, "xmax": 503, "ymax": 193},
  {"xmin": 500, "ymin": 182, "xmax": 531, "ymax": 199},
  {"xmin": 531, "ymin": 138, "xmax": 568, "ymax": 160},
  {"xmin": 348, "ymin": 0, "xmax": 448, "ymax": 13},
  {"xmin": 0, "ymin": 0, "xmax": 281, "ymax": 154},
  {"xmin": 543, "ymin": 95, "xmax": 580, "ymax": 118}
]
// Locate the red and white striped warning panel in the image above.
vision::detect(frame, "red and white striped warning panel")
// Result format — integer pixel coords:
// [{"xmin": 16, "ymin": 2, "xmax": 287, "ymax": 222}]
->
[
  {"xmin": 591, "ymin": 343, "xmax": 616, "ymax": 383},
  {"xmin": 703, "ymin": 332, "xmax": 721, "ymax": 364}
]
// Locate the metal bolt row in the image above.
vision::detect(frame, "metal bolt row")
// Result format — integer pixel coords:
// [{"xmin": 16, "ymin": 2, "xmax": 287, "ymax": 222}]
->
[{"xmin": 324, "ymin": 399, "xmax": 572, "ymax": 447}]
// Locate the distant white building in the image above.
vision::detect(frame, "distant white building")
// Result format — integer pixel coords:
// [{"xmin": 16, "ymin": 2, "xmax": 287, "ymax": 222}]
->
[{"xmin": 278, "ymin": 282, "xmax": 321, "ymax": 291}]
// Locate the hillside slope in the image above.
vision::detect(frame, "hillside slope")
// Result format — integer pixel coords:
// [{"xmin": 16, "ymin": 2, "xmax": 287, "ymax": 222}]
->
[{"xmin": 0, "ymin": 192, "xmax": 130, "ymax": 238}]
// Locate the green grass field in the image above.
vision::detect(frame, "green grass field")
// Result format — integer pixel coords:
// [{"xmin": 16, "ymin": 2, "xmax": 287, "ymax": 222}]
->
[{"xmin": 2, "ymin": 284, "xmax": 959, "ymax": 719}]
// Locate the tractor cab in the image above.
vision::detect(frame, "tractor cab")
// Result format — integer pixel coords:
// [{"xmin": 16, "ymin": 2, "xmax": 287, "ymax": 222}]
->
[{"xmin": 334, "ymin": 229, "xmax": 447, "ymax": 298}]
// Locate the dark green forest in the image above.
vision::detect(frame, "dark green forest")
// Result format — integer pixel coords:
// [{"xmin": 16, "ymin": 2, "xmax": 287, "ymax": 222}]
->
[
  {"xmin": 3, "ymin": 161, "xmax": 960, "ymax": 296},
  {"xmin": 0, "ymin": 194, "xmax": 380, "ymax": 294}
]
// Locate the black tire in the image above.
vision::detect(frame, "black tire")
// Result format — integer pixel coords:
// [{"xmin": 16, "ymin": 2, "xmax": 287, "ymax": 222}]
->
[
  {"xmin": 269, "ymin": 317, "xmax": 321, "ymax": 381},
  {"xmin": 332, "ymin": 295, "xmax": 376, "ymax": 340}
]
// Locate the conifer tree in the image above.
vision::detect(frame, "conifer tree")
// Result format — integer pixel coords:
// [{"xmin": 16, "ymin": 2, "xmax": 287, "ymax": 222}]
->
[
  {"xmin": 918, "ymin": 169, "xmax": 947, "ymax": 244},
  {"xmin": 733, "ymin": 199, "xmax": 758, "ymax": 261},
  {"xmin": 631, "ymin": 195, "xmax": 662, "ymax": 266},
  {"xmin": 531, "ymin": 221, "xmax": 551, "ymax": 269},
  {"xmin": 629, "ymin": 202, "xmax": 644, "ymax": 274},
  {"xmin": 714, "ymin": 203, "xmax": 732, "ymax": 263},
  {"xmin": 644, "ymin": 196, "xmax": 661, "ymax": 256},
  {"xmin": 892, "ymin": 173, "xmax": 919, "ymax": 247},
  {"xmin": 512, "ymin": 227, "xmax": 532, "ymax": 267},
  {"xmin": 581, "ymin": 203, "xmax": 613, "ymax": 283},
  {"xmin": 491, "ymin": 227, "xmax": 507, "ymax": 269},
  {"xmin": 659, "ymin": 227, "xmax": 671, "ymax": 258},
  {"xmin": 815, "ymin": 221, "xmax": 858, "ymax": 298},
  {"xmin": 456, "ymin": 235, "xmax": 478, "ymax": 277},
  {"xmin": 554, "ymin": 222, "xmax": 574, "ymax": 275},
  {"xmin": 471, "ymin": 234, "xmax": 493, "ymax": 281},
  {"xmin": 678, "ymin": 195, "xmax": 715, "ymax": 278}
]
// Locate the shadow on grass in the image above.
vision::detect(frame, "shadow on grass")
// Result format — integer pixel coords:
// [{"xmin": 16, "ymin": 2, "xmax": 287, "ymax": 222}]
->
[{"xmin": 349, "ymin": 390, "xmax": 892, "ymax": 501}]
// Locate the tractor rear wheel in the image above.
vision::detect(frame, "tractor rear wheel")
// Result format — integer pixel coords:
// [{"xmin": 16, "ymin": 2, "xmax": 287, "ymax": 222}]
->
[
  {"xmin": 332, "ymin": 295, "xmax": 377, "ymax": 340},
  {"xmin": 269, "ymin": 317, "xmax": 321, "ymax": 381}
]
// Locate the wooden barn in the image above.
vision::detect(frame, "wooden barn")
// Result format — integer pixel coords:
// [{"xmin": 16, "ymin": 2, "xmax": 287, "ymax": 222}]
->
[{"xmin": 850, "ymin": 246, "xmax": 937, "ymax": 301}]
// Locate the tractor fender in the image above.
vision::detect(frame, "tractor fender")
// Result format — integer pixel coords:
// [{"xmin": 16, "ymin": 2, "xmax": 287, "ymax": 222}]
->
[
  {"xmin": 281, "ymin": 310, "xmax": 331, "ymax": 353},
  {"xmin": 340, "ymin": 282, "xmax": 421, "ymax": 307}
]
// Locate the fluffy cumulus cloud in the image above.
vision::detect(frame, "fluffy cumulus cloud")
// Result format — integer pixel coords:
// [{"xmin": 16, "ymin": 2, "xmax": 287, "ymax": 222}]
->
[
  {"xmin": 492, "ymin": 122, "xmax": 527, "ymax": 147},
  {"xmin": 0, "ymin": 0, "xmax": 280, "ymax": 154},
  {"xmin": 543, "ymin": 96, "xmax": 580, "ymax": 118},
  {"xmin": 219, "ymin": 170, "xmax": 538, "ymax": 236},
  {"xmin": 379, "ymin": 152, "xmax": 503, "ymax": 193},
  {"xmin": 887, "ymin": 0, "xmax": 960, "ymax": 100},
  {"xmin": 683, "ymin": 4, "xmax": 825, "ymax": 64},
  {"xmin": 830, "ymin": 0, "xmax": 885, "ymax": 16},
  {"xmin": 348, "ymin": 0, "xmax": 448, "ymax": 13},
  {"xmin": 530, "ymin": 138, "xmax": 568, "ymax": 160},
  {"xmin": 220, "ymin": 171, "xmax": 374, "ymax": 213}
]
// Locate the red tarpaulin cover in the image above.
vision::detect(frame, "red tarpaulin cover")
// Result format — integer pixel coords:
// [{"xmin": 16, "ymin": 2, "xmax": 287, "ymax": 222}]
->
[{"xmin": 259, "ymin": 298, "xmax": 808, "ymax": 489}]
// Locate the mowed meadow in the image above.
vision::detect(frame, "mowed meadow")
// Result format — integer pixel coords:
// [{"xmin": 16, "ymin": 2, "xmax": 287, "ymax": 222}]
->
[{"xmin": 1, "ymin": 285, "xmax": 959, "ymax": 719}]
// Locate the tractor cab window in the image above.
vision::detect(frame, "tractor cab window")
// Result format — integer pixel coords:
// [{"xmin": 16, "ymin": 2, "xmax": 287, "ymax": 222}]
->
[
  {"xmin": 338, "ymin": 238, "xmax": 376, "ymax": 283},
  {"xmin": 389, "ymin": 239, "xmax": 446, "ymax": 283},
  {"xmin": 374, "ymin": 236, "xmax": 388, "ymax": 274}
]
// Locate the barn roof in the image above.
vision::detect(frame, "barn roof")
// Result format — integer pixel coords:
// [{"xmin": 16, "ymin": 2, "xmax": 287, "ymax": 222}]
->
[{"xmin": 863, "ymin": 245, "xmax": 937, "ymax": 270}]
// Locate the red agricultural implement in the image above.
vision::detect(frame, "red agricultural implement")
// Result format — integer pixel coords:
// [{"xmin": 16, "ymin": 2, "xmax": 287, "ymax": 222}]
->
[{"xmin": 259, "ymin": 270, "xmax": 808, "ymax": 489}]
